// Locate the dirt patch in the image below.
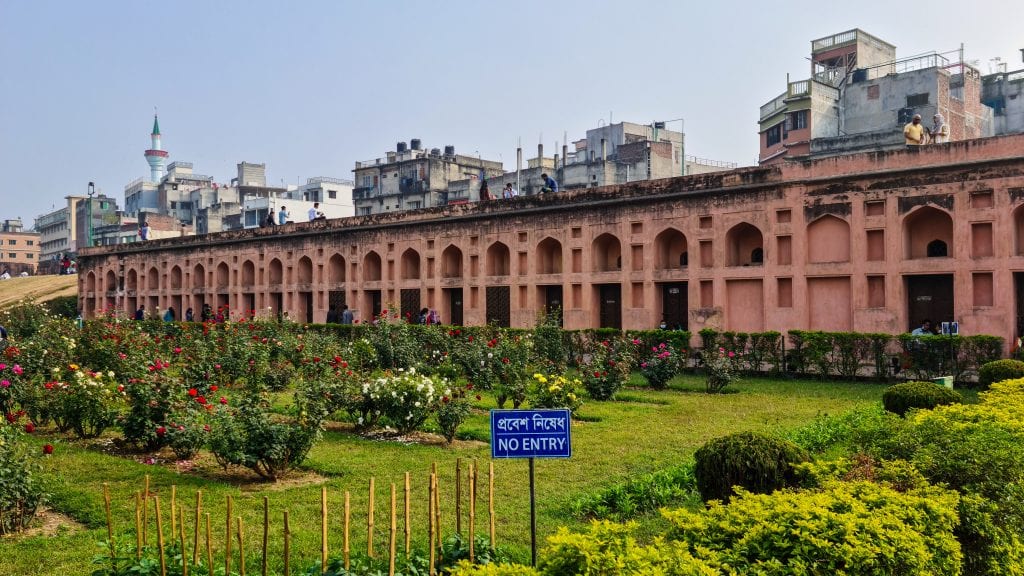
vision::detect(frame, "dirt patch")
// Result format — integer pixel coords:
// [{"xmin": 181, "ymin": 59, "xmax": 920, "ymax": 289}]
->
[
  {"xmin": 362, "ymin": 429, "xmax": 487, "ymax": 450},
  {"xmin": 1, "ymin": 507, "xmax": 85, "ymax": 540}
]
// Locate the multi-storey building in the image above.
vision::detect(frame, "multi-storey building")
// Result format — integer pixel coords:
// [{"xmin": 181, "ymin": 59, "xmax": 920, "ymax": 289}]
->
[
  {"xmin": 353, "ymin": 141, "xmax": 504, "ymax": 215},
  {"xmin": 34, "ymin": 195, "xmax": 86, "ymax": 271},
  {"xmin": 0, "ymin": 219, "xmax": 41, "ymax": 275},
  {"xmin": 758, "ymin": 29, "xmax": 995, "ymax": 164}
]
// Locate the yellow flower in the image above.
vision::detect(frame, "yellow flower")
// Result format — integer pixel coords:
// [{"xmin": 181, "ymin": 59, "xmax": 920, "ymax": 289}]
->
[{"xmin": 548, "ymin": 385, "xmax": 559, "ymax": 393}]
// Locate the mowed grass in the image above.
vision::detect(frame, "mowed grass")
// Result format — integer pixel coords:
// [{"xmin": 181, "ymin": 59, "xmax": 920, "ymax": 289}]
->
[
  {"xmin": 0, "ymin": 274, "xmax": 76, "ymax": 309},
  {"xmin": 0, "ymin": 375, "xmax": 885, "ymax": 575}
]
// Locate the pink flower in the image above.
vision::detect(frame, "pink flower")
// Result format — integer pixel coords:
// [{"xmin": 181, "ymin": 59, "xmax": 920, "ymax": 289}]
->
[
  {"xmin": 0, "ymin": 380, "xmax": 8, "ymax": 388},
  {"xmin": 719, "ymin": 347, "xmax": 725, "ymax": 353},
  {"xmin": 12, "ymin": 365, "xmax": 23, "ymax": 375},
  {"xmin": 728, "ymin": 351, "xmax": 735, "ymax": 358}
]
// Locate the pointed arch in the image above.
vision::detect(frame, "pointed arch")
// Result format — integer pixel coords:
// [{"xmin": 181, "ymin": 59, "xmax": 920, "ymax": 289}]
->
[
  {"xmin": 536, "ymin": 237, "xmax": 563, "ymax": 274},
  {"xmin": 126, "ymin": 269, "xmax": 138, "ymax": 291},
  {"xmin": 268, "ymin": 258, "xmax": 283, "ymax": 285},
  {"xmin": 105, "ymin": 270, "xmax": 118, "ymax": 293},
  {"xmin": 806, "ymin": 215, "xmax": 850, "ymax": 263},
  {"xmin": 903, "ymin": 206, "xmax": 953, "ymax": 259},
  {"xmin": 592, "ymin": 233, "xmax": 622, "ymax": 272},
  {"xmin": 726, "ymin": 222, "xmax": 764, "ymax": 266},
  {"xmin": 216, "ymin": 262, "xmax": 230, "ymax": 288},
  {"xmin": 170, "ymin": 266, "xmax": 182, "ymax": 290},
  {"xmin": 486, "ymin": 241, "xmax": 511, "ymax": 276},
  {"xmin": 85, "ymin": 271, "xmax": 97, "ymax": 293},
  {"xmin": 328, "ymin": 253, "xmax": 346, "ymax": 283},
  {"xmin": 654, "ymin": 228, "xmax": 688, "ymax": 270},
  {"xmin": 192, "ymin": 264, "xmax": 206, "ymax": 289},
  {"xmin": 363, "ymin": 251, "xmax": 382, "ymax": 281},
  {"xmin": 241, "ymin": 260, "xmax": 255, "ymax": 286},
  {"xmin": 441, "ymin": 245, "xmax": 463, "ymax": 278},
  {"xmin": 147, "ymin": 266, "xmax": 160, "ymax": 290},
  {"xmin": 297, "ymin": 256, "xmax": 313, "ymax": 284},
  {"xmin": 401, "ymin": 248, "xmax": 421, "ymax": 280}
]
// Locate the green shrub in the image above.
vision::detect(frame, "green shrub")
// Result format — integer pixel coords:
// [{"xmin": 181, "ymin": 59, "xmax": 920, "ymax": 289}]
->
[
  {"xmin": 0, "ymin": 419, "xmax": 47, "ymax": 535},
  {"xmin": 693, "ymin": 431, "xmax": 808, "ymax": 502},
  {"xmin": 882, "ymin": 381, "xmax": 962, "ymax": 417},
  {"xmin": 569, "ymin": 463, "xmax": 699, "ymax": 521},
  {"xmin": 450, "ymin": 562, "xmax": 538, "ymax": 575},
  {"xmin": 664, "ymin": 480, "xmax": 962, "ymax": 576},
  {"xmin": 977, "ymin": 359, "xmax": 1024, "ymax": 390},
  {"xmin": 539, "ymin": 521, "xmax": 718, "ymax": 576},
  {"xmin": 43, "ymin": 295, "xmax": 80, "ymax": 319}
]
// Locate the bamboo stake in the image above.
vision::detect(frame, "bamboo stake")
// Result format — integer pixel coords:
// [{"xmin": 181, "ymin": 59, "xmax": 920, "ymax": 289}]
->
[
  {"xmin": 469, "ymin": 461, "xmax": 476, "ymax": 562},
  {"xmin": 178, "ymin": 508, "xmax": 188, "ymax": 576},
  {"xmin": 367, "ymin": 477, "xmax": 375, "ymax": 558},
  {"xmin": 283, "ymin": 511, "xmax": 291, "ymax": 576},
  {"xmin": 143, "ymin": 475, "xmax": 150, "ymax": 546},
  {"xmin": 103, "ymin": 483, "xmax": 114, "ymax": 561},
  {"xmin": 434, "ymin": 468, "xmax": 442, "ymax": 553},
  {"xmin": 135, "ymin": 491, "xmax": 143, "ymax": 560},
  {"xmin": 170, "ymin": 485, "xmax": 177, "ymax": 540},
  {"xmin": 193, "ymin": 490, "xmax": 202, "ymax": 565},
  {"xmin": 205, "ymin": 513, "xmax": 212, "ymax": 576},
  {"xmin": 321, "ymin": 486, "xmax": 328, "ymax": 574},
  {"xmin": 403, "ymin": 472, "xmax": 411, "ymax": 556},
  {"xmin": 237, "ymin": 516, "xmax": 246, "ymax": 576},
  {"xmin": 262, "ymin": 496, "xmax": 269, "ymax": 576},
  {"xmin": 389, "ymin": 483, "xmax": 397, "ymax": 576},
  {"xmin": 455, "ymin": 458, "xmax": 462, "ymax": 535},
  {"xmin": 428, "ymin": 473, "xmax": 435, "ymax": 576},
  {"xmin": 225, "ymin": 495, "xmax": 233, "ymax": 576},
  {"xmin": 154, "ymin": 496, "xmax": 167, "ymax": 576},
  {"xmin": 344, "ymin": 491, "xmax": 351, "ymax": 570},
  {"xmin": 488, "ymin": 461, "xmax": 495, "ymax": 547}
]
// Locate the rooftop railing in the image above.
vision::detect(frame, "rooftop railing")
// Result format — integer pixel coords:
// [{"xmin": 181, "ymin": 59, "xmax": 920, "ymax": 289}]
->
[
  {"xmin": 760, "ymin": 93, "xmax": 787, "ymax": 120},
  {"xmin": 811, "ymin": 30, "xmax": 857, "ymax": 52}
]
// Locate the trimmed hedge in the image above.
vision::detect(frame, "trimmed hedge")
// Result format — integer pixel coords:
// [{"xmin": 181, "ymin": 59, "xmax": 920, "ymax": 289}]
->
[
  {"xmin": 693, "ymin": 431, "xmax": 808, "ymax": 502},
  {"xmin": 977, "ymin": 359, "xmax": 1024, "ymax": 390},
  {"xmin": 882, "ymin": 381, "xmax": 962, "ymax": 417}
]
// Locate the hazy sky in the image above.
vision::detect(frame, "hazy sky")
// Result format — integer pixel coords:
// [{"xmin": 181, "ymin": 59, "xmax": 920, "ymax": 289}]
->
[{"xmin": 2, "ymin": 0, "xmax": 1021, "ymax": 224}]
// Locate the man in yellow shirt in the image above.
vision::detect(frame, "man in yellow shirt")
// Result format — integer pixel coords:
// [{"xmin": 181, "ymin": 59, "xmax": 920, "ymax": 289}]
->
[{"xmin": 904, "ymin": 114, "xmax": 925, "ymax": 145}]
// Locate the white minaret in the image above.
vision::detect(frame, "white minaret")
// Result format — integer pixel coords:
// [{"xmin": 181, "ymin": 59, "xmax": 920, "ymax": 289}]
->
[{"xmin": 143, "ymin": 114, "xmax": 168, "ymax": 182}]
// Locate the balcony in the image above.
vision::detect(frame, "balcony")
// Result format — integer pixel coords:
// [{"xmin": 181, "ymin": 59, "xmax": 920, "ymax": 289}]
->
[
  {"xmin": 353, "ymin": 186, "xmax": 379, "ymax": 200},
  {"xmin": 759, "ymin": 93, "xmax": 786, "ymax": 121}
]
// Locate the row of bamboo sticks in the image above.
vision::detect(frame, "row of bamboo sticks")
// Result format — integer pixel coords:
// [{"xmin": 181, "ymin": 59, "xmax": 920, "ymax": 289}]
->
[{"xmin": 104, "ymin": 458, "xmax": 497, "ymax": 576}]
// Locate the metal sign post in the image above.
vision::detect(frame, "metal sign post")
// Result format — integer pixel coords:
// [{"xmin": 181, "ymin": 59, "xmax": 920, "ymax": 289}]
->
[{"xmin": 490, "ymin": 409, "xmax": 572, "ymax": 566}]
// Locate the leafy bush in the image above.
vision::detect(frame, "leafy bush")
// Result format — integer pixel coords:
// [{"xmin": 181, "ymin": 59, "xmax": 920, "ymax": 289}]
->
[
  {"xmin": 164, "ymin": 410, "xmax": 208, "ymax": 460},
  {"xmin": 532, "ymin": 311, "xmax": 567, "ymax": 370},
  {"xmin": 371, "ymin": 368, "xmax": 441, "ymax": 434},
  {"xmin": 450, "ymin": 561, "xmax": 539, "ymax": 575},
  {"xmin": 693, "ymin": 431, "xmax": 808, "ymax": 502},
  {"xmin": 538, "ymin": 521, "xmax": 718, "ymax": 576},
  {"xmin": 638, "ymin": 343, "xmax": 677, "ymax": 389},
  {"xmin": 701, "ymin": 347, "xmax": 740, "ymax": 393},
  {"xmin": 48, "ymin": 366, "xmax": 122, "ymax": 438},
  {"xmin": 580, "ymin": 339, "xmax": 630, "ymax": 400},
  {"xmin": 882, "ymin": 381, "xmax": 962, "ymax": 417},
  {"xmin": 492, "ymin": 334, "xmax": 530, "ymax": 409},
  {"xmin": 436, "ymin": 383, "xmax": 474, "ymax": 443},
  {"xmin": 663, "ymin": 480, "xmax": 962, "ymax": 576},
  {"xmin": 43, "ymin": 295, "xmax": 80, "ymax": 319},
  {"xmin": 529, "ymin": 373, "xmax": 583, "ymax": 417},
  {"xmin": 977, "ymin": 359, "xmax": 1024, "ymax": 390},
  {"xmin": 0, "ymin": 417, "xmax": 46, "ymax": 534}
]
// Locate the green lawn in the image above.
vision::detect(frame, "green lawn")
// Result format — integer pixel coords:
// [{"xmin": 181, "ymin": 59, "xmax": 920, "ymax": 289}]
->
[{"xmin": 0, "ymin": 375, "xmax": 886, "ymax": 575}]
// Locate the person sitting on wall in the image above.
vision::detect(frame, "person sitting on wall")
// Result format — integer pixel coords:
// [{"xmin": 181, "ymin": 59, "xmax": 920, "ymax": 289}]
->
[
  {"xmin": 911, "ymin": 319, "xmax": 936, "ymax": 336},
  {"xmin": 308, "ymin": 202, "xmax": 326, "ymax": 221},
  {"xmin": 264, "ymin": 211, "xmax": 276, "ymax": 227},
  {"xmin": 904, "ymin": 114, "xmax": 925, "ymax": 146},
  {"xmin": 503, "ymin": 183, "xmax": 518, "ymax": 199},
  {"xmin": 278, "ymin": 206, "xmax": 290, "ymax": 225},
  {"xmin": 540, "ymin": 173, "xmax": 558, "ymax": 194}
]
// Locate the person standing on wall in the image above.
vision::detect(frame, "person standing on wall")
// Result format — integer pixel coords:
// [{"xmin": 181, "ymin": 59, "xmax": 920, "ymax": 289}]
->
[
  {"xmin": 929, "ymin": 114, "xmax": 949, "ymax": 144},
  {"xmin": 904, "ymin": 114, "xmax": 925, "ymax": 146}
]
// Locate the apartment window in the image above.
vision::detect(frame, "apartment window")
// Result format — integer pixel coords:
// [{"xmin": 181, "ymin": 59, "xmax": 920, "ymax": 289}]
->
[
  {"xmin": 27, "ymin": 240, "xmax": 33, "ymax": 246},
  {"xmin": 170, "ymin": 201, "xmax": 177, "ymax": 209},
  {"xmin": 361, "ymin": 175, "xmax": 374, "ymax": 187},
  {"xmin": 8, "ymin": 253, "xmax": 15, "ymax": 258},
  {"xmin": 26, "ymin": 254, "xmax": 33, "ymax": 259},
  {"xmin": 788, "ymin": 110, "xmax": 808, "ymax": 130},
  {"xmin": 765, "ymin": 123, "xmax": 783, "ymax": 147},
  {"xmin": 6, "ymin": 240, "xmax": 15, "ymax": 245},
  {"xmin": 328, "ymin": 190, "xmax": 337, "ymax": 199},
  {"xmin": 358, "ymin": 207, "xmax": 372, "ymax": 215},
  {"xmin": 906, "ymin": 93, "xmax": 929, "ymax": 107}
]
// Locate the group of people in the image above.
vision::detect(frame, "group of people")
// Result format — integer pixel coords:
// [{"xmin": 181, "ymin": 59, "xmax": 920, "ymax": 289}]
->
[
  {"xmin": 261, "ymin": 203, "xmax": 327, "ymax": 228},
  {"xmin": 904, "ymin": 113, "xmax": 949, "ymax": 146},
  {"xmin": 480, "ymin": 174, "xmax": 558, "ymax": 201},
  {"xmin": 325, "ymin": 304, "xmax": 355, "ymax": 324}
]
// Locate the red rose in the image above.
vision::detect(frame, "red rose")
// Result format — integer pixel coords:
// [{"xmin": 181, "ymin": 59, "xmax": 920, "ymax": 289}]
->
[
  {"xmin": 475, "ymin": 395, "xmax": 482, "ymax": 401},
  {"xmin": 210, "ymin": 385, "xmax": 218, "ymax": 392},
  {"xmin": 188, "ymin": 388, "xmax": 198, "ymax": 397},
  {"xmin": 42, "ymin": 444, "xmax": 54, "ymax": 455},
  {"xmin": 219, "ymin": 397, "xmax": 228, "ymax": 405},
  {"xmin": 197, "ymin": 396, "xmax": 207, "ymax": 404},
  {"xmin": 24, "ymin": 422, "xmax": 35, "ymax": 433},
  {"xmin": 594, "ymin": 371, "xmax": 601, "ymax": 378},
  {"xmin": 156, "ymin": 426, "xmax": 167, "ymax": 436}
]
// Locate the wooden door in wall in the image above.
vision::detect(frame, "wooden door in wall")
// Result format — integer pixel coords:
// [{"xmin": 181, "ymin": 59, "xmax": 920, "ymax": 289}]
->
[
  {"xmin": 486, "ymin": 286, "xmax": 511, "ymax": 327},
  {"xmin": 300, "ymin": 292, "xmax": 313, "ymax": 323},
  {"xmin": 448, "ymin": 288, "xmax": 464, "ymax": 327},
  {"xmin": 544, "ymin": 285, "xmax": 564, "ymax": 326},
  {"xmin": 401, "ymin": 289, "xmax": 421, "ymax": 323},
  {"xmin": 661, "ymin": 283, "xmax": 688, "ymax": 331},
  {"xmin": 906, "ymin": 274, "xmax": 954, "ymax": 330},
  {"xmin": 598, "ymin": 284, "xmax": 622, "ymax": 329}
]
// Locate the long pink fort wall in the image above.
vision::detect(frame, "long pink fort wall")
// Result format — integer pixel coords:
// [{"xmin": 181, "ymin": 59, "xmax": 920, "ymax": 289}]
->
[{"xmin": 78, "ymin": 134, "xmax": 1024, "ymax": 351}]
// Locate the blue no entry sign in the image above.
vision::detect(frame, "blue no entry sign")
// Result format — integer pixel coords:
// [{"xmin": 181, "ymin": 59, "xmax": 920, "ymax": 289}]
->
[{"xmin": 490, "ymin": 409, "xmax": 572, "ymax": 459}]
